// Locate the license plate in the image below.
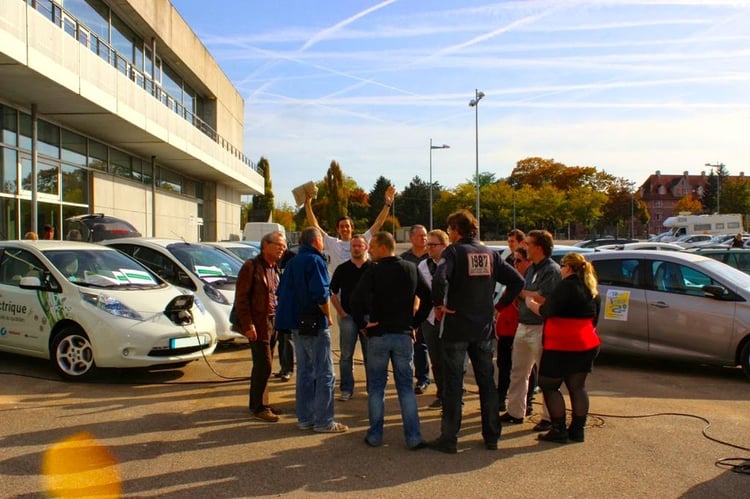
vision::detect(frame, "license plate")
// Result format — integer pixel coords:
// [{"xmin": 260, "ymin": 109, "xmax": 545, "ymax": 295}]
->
[{"xmin": 170, "ymin": 335, "xmax": 208, "ymax": 349}]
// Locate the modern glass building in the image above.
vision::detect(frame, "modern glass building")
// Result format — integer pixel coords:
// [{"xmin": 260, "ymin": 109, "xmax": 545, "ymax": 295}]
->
[{"xmin": 0, "ymin": 0, "xmax": 263, "ymax": 241}]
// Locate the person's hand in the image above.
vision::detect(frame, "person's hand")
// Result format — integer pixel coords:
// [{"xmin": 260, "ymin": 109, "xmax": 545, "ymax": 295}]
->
[
  {"xmin": 244, "ymin": 324, "xmax": 257, "ymax": 341},
  {"xmin": 385, "ymin": 185, "xmax": 395, "ymax": 205},
  {"xmin": 434, "ymin": 305, "xmax": 455, "ymax": 321}
]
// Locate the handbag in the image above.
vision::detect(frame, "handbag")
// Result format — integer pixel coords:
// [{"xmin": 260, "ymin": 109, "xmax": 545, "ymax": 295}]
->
[{"xmin": 298, "ymin": 309, "xmax": 322, "ymax": 336}]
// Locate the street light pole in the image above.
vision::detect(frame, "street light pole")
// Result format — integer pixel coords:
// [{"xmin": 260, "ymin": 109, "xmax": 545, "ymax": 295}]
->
[
  {"xmin": 429, "ymin": 139, "xmax": 450, "ymax": 231},
  {"xmin": 705, "ymin": 162, "xmax": 725, "ymax": 214},
  {"xmin": 469, "ymin": 89, "xmax": 485, "ymax": 238}
]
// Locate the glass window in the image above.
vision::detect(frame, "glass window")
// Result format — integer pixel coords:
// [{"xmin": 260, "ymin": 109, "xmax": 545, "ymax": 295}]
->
[
  {"xmin": 64, "ymin": 0, "xmax": 109, "ymax": 41},
  {"xmin": 38, "ymin": 120, "xmax": 60, "ymax": 158},
  {"xmin": 134, "ymin": 161, "xmax": 153, "ymax": 185},
  {"xmin": 61, "ymin": 129, "xmax": 86, "ymax": 165},
  {"xmin": 0, "ymin": 248, "xmax": 46, "ymax": 287},
  {"xmin": 158, "ymin": 168, "xmax": 181, "ymax": 193},
  {"xmin": 62, "ymin": 164, "xmax": 88, "ymax": 203},
  {"xmin": 111, "ymin": 15, "xmax": 135, "ymax": 64},
  {"xmin": 2, "ymin": 105, "xmax": 17, "ymax": 146},
  {"xmin": 21, "ymin": 157, "xmax": 58, "ymax": 195},
  {"xmin": 19, "ymin": 113, "xmax": 31, "ymax": 151},
  {"xmin": 88, "ymin": 140, "xmax": 107, "ymax": 171},
  {"xmin": 161, "ymin": 64, "xmax": 182, "ymax": 107},
  {"xmin": 183, "ymin": 179, "xmax": 196, "ymax": 197},
  {"xmin": 109, "ymin": 149, "xmax": 131, "ymax": 178},
  {"xmin": 0, "ymin": 197, "xmax": 17, "ymax": 240},
  {"xmin": 592, "ymin": 259, "xmax": 640, "ymax": 288},
  {"xmin": 2, "ymin": 148, "xmax": 18, "ymax": 194}
]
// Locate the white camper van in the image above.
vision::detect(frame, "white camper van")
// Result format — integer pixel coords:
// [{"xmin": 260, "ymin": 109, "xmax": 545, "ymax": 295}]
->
[
  {"xmin": 243, "ymin": 222, "xmax": 285, "ymax": 242},
  {"xmin": 662, "ymin": 214, "xmax": 743, "ymax": 240}
]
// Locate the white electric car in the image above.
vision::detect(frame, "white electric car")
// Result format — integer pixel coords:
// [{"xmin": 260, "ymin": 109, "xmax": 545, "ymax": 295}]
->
[{"xmin": 0, "ymin": 240, "xmax": 216, "ymax": 380}]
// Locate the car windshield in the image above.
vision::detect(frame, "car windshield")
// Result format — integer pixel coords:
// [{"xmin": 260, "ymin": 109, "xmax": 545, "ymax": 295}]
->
[
  {"xmin": 225, "ymin": 245, "xmax": 259, "ymax": 261},
  {"xmin": 45, "ymin": 249, "xmax": 160, "ymax": 288},
  {"xmin": 168, "ymin": 244, "xmax": 242, "ymax": 281}
]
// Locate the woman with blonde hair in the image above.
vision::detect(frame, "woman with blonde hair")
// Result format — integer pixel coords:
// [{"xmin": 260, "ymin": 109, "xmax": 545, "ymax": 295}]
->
[{"xmin": 524, "ymin": 252, "xmax": 600, "ymax": 443}]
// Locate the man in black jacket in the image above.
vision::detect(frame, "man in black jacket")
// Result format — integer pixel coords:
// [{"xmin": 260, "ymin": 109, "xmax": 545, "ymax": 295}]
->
[
  {"xmin": 351, "ymin": 231, "xmax": 432, "ymax": 450},
  {"xmin": 430, "ymin": 210, "xmax": 524, "ymax": 453}
]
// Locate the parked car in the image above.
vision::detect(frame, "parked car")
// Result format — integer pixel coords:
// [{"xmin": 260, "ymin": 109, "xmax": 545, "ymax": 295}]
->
[
  {"xmin": 685, "ymin": 248, "xmax": 750, "ymax": 274},
  {"xmin": 673, "ymin": 234, "xmax": 714, "ymax": 248},
  {"xmin": 574, "ymin": 237, "xmax": 638, "ymax": 248},
  {"xmin": 596, "ymin": 242, "xmax": 684, "ymax": 252},
  {"xmin": 64, "ymin": 214, "xmax": 141, "ymax": 242},
  {"xmin": 585, "ymin": 250, "xmax": 750, "ymax": 378},
  {"xmin": 205, "ymin": 241, "xmax": 260, "ymax": 262},
  {"xmin": 0, "ymin": 240, "xmax": 216, "ymax": 380},
  {"xmin": 100, "ymin": 238, "xmax": 243, "ymax": 341}
]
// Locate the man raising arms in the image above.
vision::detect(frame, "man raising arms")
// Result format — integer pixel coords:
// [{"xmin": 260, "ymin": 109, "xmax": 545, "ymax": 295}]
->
[{"xmin": 305, "ymin": 185, "xmax": 395, "ymax": 273}]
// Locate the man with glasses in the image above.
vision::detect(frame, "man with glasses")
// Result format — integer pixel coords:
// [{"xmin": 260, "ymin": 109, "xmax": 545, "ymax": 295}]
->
[
  {"xmin": 417, "ymin": 229, "xmax": 449, "ymax": 408},
  {"xmin": 500, "ymin": 229, "xmax": 560, "ymax": 430},
  {"xmin": 234, "ymin": 230, "xmax": 287, "ymax": 422}
]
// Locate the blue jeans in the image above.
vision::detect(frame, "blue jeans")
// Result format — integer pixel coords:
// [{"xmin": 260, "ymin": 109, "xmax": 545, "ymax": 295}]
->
[
  {"xmin": 365, "ymin": 333, "xmax": 423, "ymax": 447},
  {"xmin": 339, "ymin": 314, "xmax": 367, "ymax": 395},
  {"xmin": 440, "ymin": 338, "xmax": 500, "ymax": 446},
  {"xmin": 292, "ymin": 329, "xmax": 336, "ymax": 429}
]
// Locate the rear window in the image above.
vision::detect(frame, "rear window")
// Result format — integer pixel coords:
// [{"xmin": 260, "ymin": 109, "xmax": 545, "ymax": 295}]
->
[{"xmin": 591, "ymin": 259, "xmax": 640, "ymax": 288}]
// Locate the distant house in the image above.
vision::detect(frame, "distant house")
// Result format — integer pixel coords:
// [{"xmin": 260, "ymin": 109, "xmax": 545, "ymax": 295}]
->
[{"xmin": 638, "ymin": 170, "xmax": 746, "ymax": 236}]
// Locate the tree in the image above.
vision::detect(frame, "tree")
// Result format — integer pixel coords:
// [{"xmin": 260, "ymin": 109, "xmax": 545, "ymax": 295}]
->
[
  {"xmin": 466, "ymin": 171, "xmax": 497, "ymax": 188},
  {"xmin": 369, "ymin": 176, "xmax": 394, "ymax": 226},
  {"xmin": 673, "ymin": 195, "xmax": 702, "ymax": 215},
  {"xmin": 719, "ymin": 178, "xmax": 750, "ymax": 218},
  {"xmin": 347, "ymin": 186, "xmax": 370, "ymax": 232},
  {"xmin": 273, "ymin": 203, "xmax": 296, "ymax": 232},
  {"xmin": 598, "ymin": 180, "xmax": 649, "ymax": 237},
  {"xmin": 397, "ymin": 176, "xmax": 431, "ymax": 227},
  {"xmin": 323, "ymin": 160, "xmax": 347, "ymax": 229},
  {"xmin": 253, "ymin": 157, "xmax": 274, "ymax": 211}
]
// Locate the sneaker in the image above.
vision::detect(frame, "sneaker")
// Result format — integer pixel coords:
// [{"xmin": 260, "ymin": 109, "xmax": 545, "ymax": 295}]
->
[
  {"xmin": 533, "ymin": 420, "xmax": 552, "ymax": 432},
  {"xmin": 254, "ymin": 408, "xmax": 279, "ymax": 423},
  {"xmin": 314, "ymin": 421, "xmax": 349, "ymax": 433},
  {"xmin": 298, "ymin": 422, "xmax": 314, "ymax": 430},
  {"xmin": 415, "ymin": 382, "xmax": 429, "ymax": 395},
  {"xmin": 428, "ymin": 438, "xmax": 457, "ymax": 454},
  {"xmin": 499, "ymin": 412, "xmax": 524, "ymax": 424},
  {"xmin": 280, "ymin": 372, "xmax": 292, "ymax": 382},
  {"xmin": 338, "ymin": 392, "xmax": 352, "ymax": 401},
  {"xmin": 428, "ymin": 398, "xmax": 442, "ymax": 408}
]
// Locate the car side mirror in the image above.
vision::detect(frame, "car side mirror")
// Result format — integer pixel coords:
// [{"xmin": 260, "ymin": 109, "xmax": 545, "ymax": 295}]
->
[
  {"xmin": 702, "ymin": 284, "xmax": 727, "ymax": 299},
  {"xmin": 19, "ymin": 276, "xmax": 42, "ymax": 289}
]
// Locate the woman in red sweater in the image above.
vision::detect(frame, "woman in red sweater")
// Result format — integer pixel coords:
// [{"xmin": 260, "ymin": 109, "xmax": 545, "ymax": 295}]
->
[{"xmin": 524, "ymin": 252, "xmax": 600, "ymax": 443}]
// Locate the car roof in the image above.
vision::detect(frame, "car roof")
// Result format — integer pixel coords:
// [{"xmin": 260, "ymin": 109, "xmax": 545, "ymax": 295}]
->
[
  {"xmin": 100, "ymin": 237, "xmax": 207, "ymax": 248},
  {"xmin": 2, "ymin": 240, "xmax": 119, "ymax": 251},
  {"xmin": 585, "ymin": 249, "xmax": 710, "ymax": 263}
]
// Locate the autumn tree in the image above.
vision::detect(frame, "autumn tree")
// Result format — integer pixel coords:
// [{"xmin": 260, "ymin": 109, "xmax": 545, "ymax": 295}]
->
[
  {"xmin": 273, "ymin": 203, "xmax": 297, "ymax": 232},
  {"xmin": 672, "ymin": 195, "xmax": 703, "ymax": 215},
  {"xmin": 323, "ymin": 160, "xmax": 347, "ymax": 229}
]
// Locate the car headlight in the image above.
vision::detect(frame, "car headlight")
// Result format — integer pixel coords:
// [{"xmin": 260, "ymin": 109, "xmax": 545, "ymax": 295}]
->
[
  {"xmin": 81, "ymin": 291, "xmax": 143, "ymax": 320},
  {"xmin": 203, "ymin": 283, "xmax": 229, "ymax": 305}
]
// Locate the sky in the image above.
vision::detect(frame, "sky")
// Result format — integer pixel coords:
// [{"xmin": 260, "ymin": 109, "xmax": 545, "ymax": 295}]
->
[{"xmin": 171, "ymin": 0, "xmax": 750, "ymax": 208}]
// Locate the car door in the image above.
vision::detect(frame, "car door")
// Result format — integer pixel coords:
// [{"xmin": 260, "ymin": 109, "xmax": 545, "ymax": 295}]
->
[
  {"xmin": 0, "ymin": 248, "xmax": 55, "ymax": 354},
  {"xmin": 590, "ymin": 257, "xmax": 649, "ymax": 354},
  {"xmin": 644, "ymin": 259, "xmax": 736, "ymax": 362}
]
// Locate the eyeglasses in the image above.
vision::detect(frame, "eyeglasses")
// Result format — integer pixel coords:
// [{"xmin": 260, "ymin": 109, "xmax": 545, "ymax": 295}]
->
[{"xmin": 514, "ymin": 259, "xmax": 526, "ymax": 266}]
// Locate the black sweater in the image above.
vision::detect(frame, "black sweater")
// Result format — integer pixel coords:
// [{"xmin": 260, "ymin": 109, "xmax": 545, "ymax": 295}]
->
[{"xmin": 350, "ymin": 256, "xmax": 432, "ymax": 334}]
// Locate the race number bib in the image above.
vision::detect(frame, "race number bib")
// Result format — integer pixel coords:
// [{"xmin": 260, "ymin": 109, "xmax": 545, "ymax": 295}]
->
[{"xmin": 467, "ymin": 253, "xmax": 491, "ymax": 276}]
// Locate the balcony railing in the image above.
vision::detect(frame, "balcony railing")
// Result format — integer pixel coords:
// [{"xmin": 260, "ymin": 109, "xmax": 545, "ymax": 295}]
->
[{"xmin": 25, "ymin": 0, "xmax": 261, "ymax": 175}]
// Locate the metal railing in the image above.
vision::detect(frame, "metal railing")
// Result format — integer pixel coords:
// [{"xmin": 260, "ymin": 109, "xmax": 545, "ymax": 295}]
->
[{"xmin": 26, "ymin": 0, "xmax": 261, "ymax": 175}]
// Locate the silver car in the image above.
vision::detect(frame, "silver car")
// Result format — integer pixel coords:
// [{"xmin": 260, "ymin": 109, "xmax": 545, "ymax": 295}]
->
[{"xmin": 585, "ymin": 250, "xmax": 750, "ymax": 378}]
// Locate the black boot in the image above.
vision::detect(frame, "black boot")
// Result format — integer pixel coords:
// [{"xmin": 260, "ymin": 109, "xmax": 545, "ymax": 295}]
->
[
  {"xmin": 538, "ymin": 417, "xmax": 568, "ymax": 443},
  {"xmin": 568, "ymin": 415, "xmax": 587, "ymax": 443}
]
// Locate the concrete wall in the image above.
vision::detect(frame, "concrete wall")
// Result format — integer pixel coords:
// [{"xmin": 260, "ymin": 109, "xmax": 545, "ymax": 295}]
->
[{"xmin": 92, "ymin": 173, "xmax": 152, "ymax": 236}]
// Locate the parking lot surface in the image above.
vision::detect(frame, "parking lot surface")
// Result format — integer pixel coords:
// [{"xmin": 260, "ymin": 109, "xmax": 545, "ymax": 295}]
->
[{"xmin": 1, "ymin": 338, "xmax": 749, "ymax": 498}]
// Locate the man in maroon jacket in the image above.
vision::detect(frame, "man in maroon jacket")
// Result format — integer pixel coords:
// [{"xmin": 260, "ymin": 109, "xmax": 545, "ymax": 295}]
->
[{"xmin": 234, "ymin": 230, "xmax": 287, "ymax": 422}]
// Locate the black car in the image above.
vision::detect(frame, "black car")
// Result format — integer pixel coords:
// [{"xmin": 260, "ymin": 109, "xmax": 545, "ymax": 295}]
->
[
  {"xmin": 64, "ymin": 214, "xmax": 141, "ymax": 242},
  {"xmin": 574, "ymin": 237, "xmax": 638, "ymax": 248}
]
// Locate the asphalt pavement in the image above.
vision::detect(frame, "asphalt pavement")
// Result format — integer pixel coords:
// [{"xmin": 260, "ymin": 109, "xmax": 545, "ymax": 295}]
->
[{"xmin": 1, "ymin": 328, "xmax": 749, "ymax": 498}]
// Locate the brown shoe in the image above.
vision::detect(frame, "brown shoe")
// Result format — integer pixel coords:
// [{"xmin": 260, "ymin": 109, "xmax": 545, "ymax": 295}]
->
[{"xmin": 254, "ymin": 408, "xmax": 280, "ymax": 423}]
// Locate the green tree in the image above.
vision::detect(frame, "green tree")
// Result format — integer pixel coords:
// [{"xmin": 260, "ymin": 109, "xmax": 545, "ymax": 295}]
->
[
  {"xmin": 323, "ymin": 160, "xmax": 347, "ymax": 229},
  {"xmin": 253, "ymin": 157, "xmax": 274, "ymax": 211},
  {"xmin": 466, "ymin": 171, "xmax": 497, "ymax": 188},
  {"xmin": 398, "ymin": 176, "xmax": 431, "ymax": 227},
  {"xmin": 719, "ymin": 178, "xmax": 750, "ymax": 219},
  {"xmin": 369, "ymin": 176, "xmax": 394, "ymax": 226}
]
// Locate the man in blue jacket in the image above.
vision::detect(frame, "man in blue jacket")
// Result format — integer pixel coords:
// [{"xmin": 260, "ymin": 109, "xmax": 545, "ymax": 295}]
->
[
  {"xmin": 430, "ymin": 210, "xmax": 524, "ymax": 453},
  {"xmin": 276, "ymin": 227, "xmax": 348, "ymax": 433}
]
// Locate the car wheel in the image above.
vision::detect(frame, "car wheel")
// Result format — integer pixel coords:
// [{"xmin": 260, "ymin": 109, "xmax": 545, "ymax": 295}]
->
[
  {"xmin": 741, "ymin": 342, "xmax": 750, "ymax": 380},
  {"xmin": 51, "ymin": 327, "xmax": 96, "ymax": 380}
]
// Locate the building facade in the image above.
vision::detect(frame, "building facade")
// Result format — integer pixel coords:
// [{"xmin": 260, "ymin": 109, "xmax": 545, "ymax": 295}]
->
[
  {"xmin": 0, "ymin": 0, "xmax": 263, "ymax": 242},
  {"xmin": 639, "ymin": 170, "xmax": 745, "ymax": 236}
]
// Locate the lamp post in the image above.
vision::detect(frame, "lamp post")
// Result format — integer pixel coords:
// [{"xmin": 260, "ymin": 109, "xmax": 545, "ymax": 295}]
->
[
  {"xmin": 705, "ymin": 162, "xmax": 724, "ymax": 213},
  {"xmin": 429, "ymin": 139, "xmax": 450, "ymax": 231},
  {"xmin": 469, "ymin": 89, "xmax": 485, "ymax": 238}
]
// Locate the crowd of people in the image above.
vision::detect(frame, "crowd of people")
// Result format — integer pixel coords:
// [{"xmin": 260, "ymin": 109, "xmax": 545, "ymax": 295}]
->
[{"xmin": 232, "ymin": 189, "xmax": 601, "ymax": 451}]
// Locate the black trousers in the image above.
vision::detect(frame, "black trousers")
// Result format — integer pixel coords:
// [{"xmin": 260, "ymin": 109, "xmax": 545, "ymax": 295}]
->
[{"xmin": 248, "ymin": 320, "xmax": 277, "ymax": 412}]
